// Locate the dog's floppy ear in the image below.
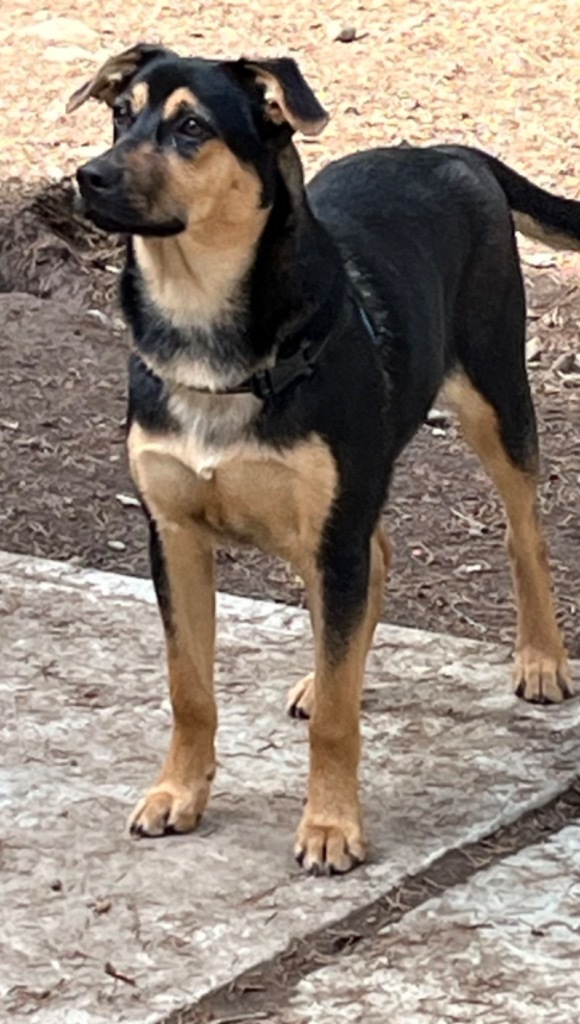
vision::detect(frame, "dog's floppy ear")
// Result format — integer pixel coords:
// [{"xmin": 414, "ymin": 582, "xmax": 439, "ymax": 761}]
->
[
  {"xmin": 66, "ymin": 43, "xmax": 175, "ymax": 113},
  {"xmin": 228, "ymin": 57, "xmax": 329, "ymax": 136}
]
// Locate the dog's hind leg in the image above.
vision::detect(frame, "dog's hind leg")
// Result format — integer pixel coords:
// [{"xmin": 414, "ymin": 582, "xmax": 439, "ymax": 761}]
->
[
  {"xmin": 294, "ymin": 526, "xmax": 388, "ymax": 873},
  {"xmin": 286, "ymin": 671, "xmax": 315, "ymax": 719},
  {"xmin": 442, "ymin": 371, "xmax": 572, "ymax": 703}
]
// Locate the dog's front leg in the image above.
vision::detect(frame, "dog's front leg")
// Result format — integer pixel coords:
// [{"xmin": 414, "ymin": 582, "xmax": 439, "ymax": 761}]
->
[
  {"xmin": 129, "ymin": 519, "xmax": 217, "ymax": 837},
  {"xmin": 295, "ymin": 529, "xmax": 387, "ymax": 874}
]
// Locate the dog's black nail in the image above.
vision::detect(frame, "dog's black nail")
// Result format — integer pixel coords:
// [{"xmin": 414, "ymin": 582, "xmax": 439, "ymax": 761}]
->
[
  {"xmin": 309, "ymin": 861, "xmax": 325, "ymax": 877},
  {"xmin": 289, "ymin": 703, "xmax": 309, "ymax": 720}
]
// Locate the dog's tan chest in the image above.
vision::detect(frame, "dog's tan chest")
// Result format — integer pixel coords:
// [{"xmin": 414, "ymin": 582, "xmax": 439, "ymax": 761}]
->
[{"xmin": 128, "ymin": 422, "xmax": 338, "ymax": 567}]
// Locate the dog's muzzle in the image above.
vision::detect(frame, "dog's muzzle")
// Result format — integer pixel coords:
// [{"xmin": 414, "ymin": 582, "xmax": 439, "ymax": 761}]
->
[{"xmin": 76, "ymin": 156, "xmax": 123, "ymax": 203}]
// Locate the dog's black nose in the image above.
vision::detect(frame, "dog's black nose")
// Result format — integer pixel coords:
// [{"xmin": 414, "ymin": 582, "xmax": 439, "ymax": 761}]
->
[{"xmin": 77, "ymin": 158, "xmax": 121, "ymax": 195}]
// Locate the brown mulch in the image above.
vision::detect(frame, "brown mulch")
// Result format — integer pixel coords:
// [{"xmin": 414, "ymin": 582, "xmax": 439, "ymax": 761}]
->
[{"xmin": 0, "ymin": 1, "xmax": 579, "ymax": 656}]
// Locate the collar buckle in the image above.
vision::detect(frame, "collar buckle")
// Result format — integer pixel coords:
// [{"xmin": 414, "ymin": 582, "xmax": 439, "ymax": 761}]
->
[{"xmin": 250, "ymin": 346, "xmax": 317, "ymax": 401}]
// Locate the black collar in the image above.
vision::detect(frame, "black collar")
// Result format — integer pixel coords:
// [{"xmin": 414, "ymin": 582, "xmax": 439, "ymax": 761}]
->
[
  {"xmin": 234, "ymin": 320, "xmax": 333, "ymax": 401},
  {"xmin": 194, "ymin": 285, "xmax": 377, "ymax": 402}
]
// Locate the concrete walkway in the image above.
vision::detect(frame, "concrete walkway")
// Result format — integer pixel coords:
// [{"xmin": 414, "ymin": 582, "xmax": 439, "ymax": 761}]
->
[
  {"xmin": 281, "ymin": 824, "xmax": 580, "ymax": 1023},
  {"xmin": 1, "ymin": 551, "xmax": 579, "ymax": 1023}
]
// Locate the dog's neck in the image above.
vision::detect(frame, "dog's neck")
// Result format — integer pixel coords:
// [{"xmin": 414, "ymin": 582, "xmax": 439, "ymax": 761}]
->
[
  {"xmin": 132, "ymin": 212, "xmax": 268, "ymax": 335},
  {"xmin": 125, "ymin": 223, "xmax": 266, "ymax": 391},
  {"xmin": 123, "ymin": 144, "xmax": 344, "ymax": 393}
]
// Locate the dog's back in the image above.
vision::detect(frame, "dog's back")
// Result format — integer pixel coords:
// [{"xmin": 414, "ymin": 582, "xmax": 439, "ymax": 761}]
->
[{"xmin": 308, "ymin": 145, "xmax": 518, "ymax": 449}]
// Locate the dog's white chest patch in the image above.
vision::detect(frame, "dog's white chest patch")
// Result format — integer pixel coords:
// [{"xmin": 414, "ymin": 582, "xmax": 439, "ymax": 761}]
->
[
  {"xmin": 187, "ymin": 446, "xmax": 222, "ymax": 480},
  {"xmin": 166, "ymin": 386, "xmax": 259, "ymax": 481}
]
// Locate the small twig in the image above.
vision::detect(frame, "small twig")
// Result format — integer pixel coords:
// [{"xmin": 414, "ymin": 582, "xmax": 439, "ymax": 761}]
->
[
  {"xmin": 104, "ymin": 962, "xmax": 137, "ymax": 987},
  {"xmin": 450, "ymin": 506, "xmax": 488, "ymax": 535},
  {"xmin": 450, "ymin": 602, "xmax": 487, "ymax": 633},
  {"xmin": 214, "ymin": 1013, "xmax": 271, "ymax": 1024}
]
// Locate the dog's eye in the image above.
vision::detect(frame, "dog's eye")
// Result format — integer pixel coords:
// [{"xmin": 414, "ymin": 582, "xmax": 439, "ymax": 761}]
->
[
  {"xmin": 114, "ymin": 103, "xmax": 134, "ymax": 130},
  {"xmin": 179, "ymin": 116, "xmax": 203, "ymax": 138},
  {"xmin": 182, "ymin": 117, "xmax": 199, "ymax": 136}
]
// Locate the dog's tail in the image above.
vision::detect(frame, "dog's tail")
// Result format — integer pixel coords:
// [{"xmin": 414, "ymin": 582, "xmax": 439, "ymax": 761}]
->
[
  {"xmin": 467, "ymin": 147, "xmax": 580, "ymax": 252},
  {"xmin": 439, "ymin": 145, "xmax": 580, "ymax": 250}
]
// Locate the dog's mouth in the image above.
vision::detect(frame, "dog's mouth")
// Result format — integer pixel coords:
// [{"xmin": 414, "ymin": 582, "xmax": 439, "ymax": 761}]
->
[{"xmin": 74, "ymin": 184, "xmax": 186, "ymax": 237}]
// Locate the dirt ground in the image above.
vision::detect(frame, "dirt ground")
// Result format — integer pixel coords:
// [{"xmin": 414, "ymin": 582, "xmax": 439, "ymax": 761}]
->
[{"xmin": 1, "ymin": 1, "xmax": 579, "ymax": 655}]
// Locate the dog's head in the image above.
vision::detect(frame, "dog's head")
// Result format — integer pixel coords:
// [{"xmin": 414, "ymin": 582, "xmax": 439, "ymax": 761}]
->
[{"xmin": 68, "ymin": 44, "xmax": 328, "ymax": 236}]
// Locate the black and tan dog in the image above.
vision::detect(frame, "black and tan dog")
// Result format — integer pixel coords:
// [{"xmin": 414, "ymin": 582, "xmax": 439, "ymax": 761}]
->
[{"xmin": 68, "ymin": 44, "xmax": 578, "ymax": 874}]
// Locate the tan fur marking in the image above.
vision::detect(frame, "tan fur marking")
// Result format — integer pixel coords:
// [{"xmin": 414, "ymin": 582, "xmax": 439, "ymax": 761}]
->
[
  {"xmin": 131, "ymin": 141, "xmax": 268, "ymax": 331},
  {"xmin": 128, "ymin": 524, "xmax": 217, "ymax": 837},
  {"xmin": 162, "ymin": 86, "xmax": 199, "ymax": 120},
  {"xmin": 441, "ymin": 373, "xmax": 571, "ymax": 702},
  {"xmin": 66, "ymin": 45, "xmax": 145, "ymax": 112},
  {"xmin": 295, "ymin": 528, "xmax": 389, "ymax": 872},
  {"xmin": 128, "ymin": 422, "xmax": 338, "ymax": 566},
  {"xmin": 121, "ymin": 141, "xmax": 161, "ymax": 196},
  {"xmin": 513, "ymin": 212, "xmax": 580, "ymax": 252},
  {"xmin": 247, "ymin": 66, "xmax": 328, "ymax": 136},
  {"xmin": 129, "ymin": 81, "xmax": 149, "ymax": 114}
]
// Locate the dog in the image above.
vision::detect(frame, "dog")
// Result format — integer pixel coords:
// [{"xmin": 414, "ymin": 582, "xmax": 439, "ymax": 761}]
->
[{"xmin": 68, "ymin": 44, "xmax": 578, "ymax": 875}]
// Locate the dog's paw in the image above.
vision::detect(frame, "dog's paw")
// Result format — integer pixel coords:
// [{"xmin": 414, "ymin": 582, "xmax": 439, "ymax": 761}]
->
[
  {"xmin": 286, "ymin": 672, "xmax": 315, "ymax": 719},
  {"xmin": 128, "ymin": 779, "xmax": 210, "ymax": 838},
  {"xmin": 514, "ymin": 647, "xmax": 574, "ymax": 704},
  {"xmin": 294, "ymin": 808, "xmax": 366, "ymax": 875}
]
